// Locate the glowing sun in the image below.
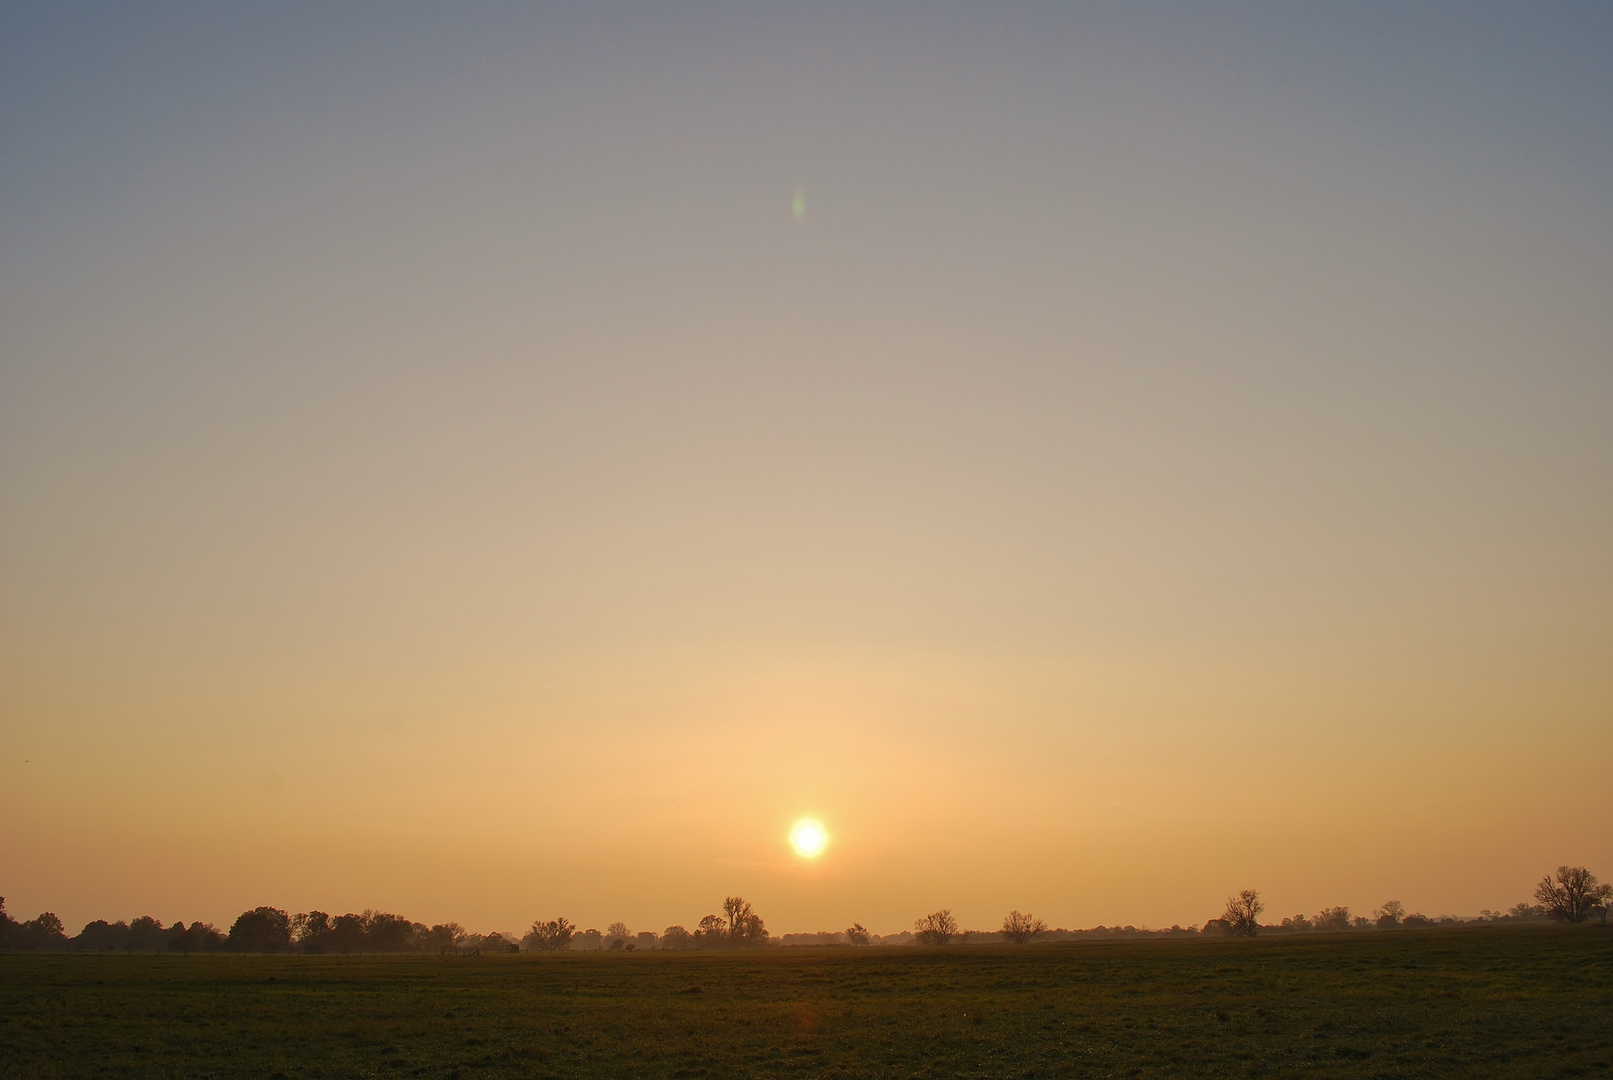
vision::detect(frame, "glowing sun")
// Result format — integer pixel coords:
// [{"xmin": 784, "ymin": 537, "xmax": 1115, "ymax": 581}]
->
[{"xmin": 790, "ymin": 818, "xmax": 828, "ymax": 858}]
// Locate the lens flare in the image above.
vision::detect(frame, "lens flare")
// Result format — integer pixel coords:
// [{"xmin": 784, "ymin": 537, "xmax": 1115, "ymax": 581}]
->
[{"xmin": 790, "ymin": 818, "xmax": 827, "ymax": 857}]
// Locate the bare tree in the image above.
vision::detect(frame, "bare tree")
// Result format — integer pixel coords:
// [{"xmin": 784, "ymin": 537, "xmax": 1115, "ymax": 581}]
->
[
  {"xmin": 844, "ymin": 923, "xmax": 871, "ymax": 946},
  {"xmin": 722, "ymin": 897, "xmax": 752, "ymax": 936},
  {"xmin": 1535, "ymin": 866, "xmax": 1611, "ymax": 924},
  {"xmin": 717, "ymin": 897, "xmax": 768, "ymax": 947},
  {"xmin": 523, "ymin": 916, "xmax": 574, "ymax": 952},
  {"xmin": 1374, "ymin": 900, "xmax": 1405, "ymax": 928},
  {"xmin": 605, "ymin": 921, "xmax": 631, "ymax": 950},
  {"xmin": 1222, "ymin": 890, "xmax": 1263, "ymax": 937},
  {"xmin": 914, "ymin": 910, "xmax": 959, "ymax": 945},
  {"xmin": 1001, "ymin": 910, "xmax": 1048, "ymax": 945}
]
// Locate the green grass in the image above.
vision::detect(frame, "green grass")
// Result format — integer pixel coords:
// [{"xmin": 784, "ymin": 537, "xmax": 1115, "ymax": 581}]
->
[{"xmin": 2, "ymin": 925, "xmax": 1609, "ymax": 1078}]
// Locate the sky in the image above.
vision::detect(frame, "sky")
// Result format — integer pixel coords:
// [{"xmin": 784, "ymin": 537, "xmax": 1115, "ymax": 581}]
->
[{"xmin": 2, "ymin": 2, "xmax": 1610, "ymax": 938}]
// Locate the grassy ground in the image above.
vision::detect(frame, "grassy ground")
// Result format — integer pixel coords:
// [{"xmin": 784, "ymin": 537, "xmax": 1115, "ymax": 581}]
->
[{"xmin": 2, "ymin": 925, "xmax": 1608, "ymax": 1079}]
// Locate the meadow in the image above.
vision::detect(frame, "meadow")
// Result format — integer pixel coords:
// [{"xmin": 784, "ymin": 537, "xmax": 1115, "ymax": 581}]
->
[{"xmin": 2, "ymin": 925, "xmax": 1608, "ymax": 1079}]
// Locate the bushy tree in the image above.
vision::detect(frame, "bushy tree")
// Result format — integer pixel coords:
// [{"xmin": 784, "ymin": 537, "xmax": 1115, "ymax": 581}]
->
[
  {"xmin": 914, "ymin": 910, "xmax": 958, "ymax": 946},
  {"xmin": 362, "ymin": 911, "xmax": 415, "ymax": 952},
  {"xmin": 75, "ymin": 919, "xmax": 130, "ymax": 952},
  {"xmin": 523, "ymin": 917, "xmax": 575, "ymax": 952},
  {"xmin": 738, "ymin": 913, "xmax": 769, "ymax": 946},
  {"xmin": 660, "ymin": 924, "xmax": 695, "ymax": 949},
  {"xmin": 423, "ymin": 923, "xmax": 468, "ymax": 953},
  {"xmin": 1314, "ymin": 907, "xmax": 1352, "ymax": 932},
  {"xmin": 128, "ymin": 916, "xmax": 165, "ymax": 952},
  {"xmin": 695, "ymin": 914, "xmax": 728, "ymax": 948},
  {"xmin": 1222, "ymin": 891, "xmax": 1263, "ymax": 937},
  {"xmin": 1001, "ymin": 910, "xmax": 1048, "ymax": 944},
  {"xmin": 17, "ymin": 912, "xmax": 68, "ymax": 951},
  {"xmin": 1535, "ymin": 866, "xmax": 1611, "ymax": 924},
  {"xmin": 292, "ymin": 911, "xmax": 332, "ymax": 953},
  {"xmin": 167, "ymin": 921, "xmax": 224, "ymax": 953},
  {"xmin": 327, "ymin": 913, "xmax": 368, "ymax": 953},
  {"xmin": 844, "ymin": 923, "xmax": 871, "ymax": 946},
  {"xmin": 228, "ymin": 907, "xmax": 291, "ymax": 953}
]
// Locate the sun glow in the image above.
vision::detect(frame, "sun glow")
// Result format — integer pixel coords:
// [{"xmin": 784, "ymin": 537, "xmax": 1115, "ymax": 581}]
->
[{"xmin": 790, "ymin": 818, "xmax": 828, "ymax": 858}]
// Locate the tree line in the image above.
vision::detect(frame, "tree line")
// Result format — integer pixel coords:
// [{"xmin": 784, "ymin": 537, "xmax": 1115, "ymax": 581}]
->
[
  {"xmin": 1206, "ymin": 866, "xmax": 1611, "ymax": 938},
  {"xmin": 2, "ymin": 866, "xmax": 1604, "ymax": 953}
]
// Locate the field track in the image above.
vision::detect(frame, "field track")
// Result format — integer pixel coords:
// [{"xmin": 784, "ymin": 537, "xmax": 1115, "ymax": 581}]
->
[{"xmin": 3, "ymin": 925, "xmax": 1609, "ymax": 1079}]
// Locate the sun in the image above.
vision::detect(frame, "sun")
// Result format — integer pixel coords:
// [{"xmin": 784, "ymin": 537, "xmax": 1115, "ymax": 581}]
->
[{"xmin": 790, "ymin": 818, "xmax": 828, "ymax": 858}]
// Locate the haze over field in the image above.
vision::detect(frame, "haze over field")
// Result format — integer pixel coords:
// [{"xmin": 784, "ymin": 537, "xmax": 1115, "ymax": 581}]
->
[{"xmin": 1, "ymin": 2, "xmax": 1610, "ymax": 936}]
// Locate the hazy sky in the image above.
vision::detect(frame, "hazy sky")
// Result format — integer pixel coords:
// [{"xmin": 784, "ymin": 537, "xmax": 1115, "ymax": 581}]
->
[{"xmin": 3, "ymin": 2, "xmax": 1610, "ymax": 937}]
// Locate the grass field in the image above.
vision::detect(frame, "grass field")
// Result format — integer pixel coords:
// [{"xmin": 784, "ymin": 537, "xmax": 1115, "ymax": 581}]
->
[{"xmin": 2, "ymin": 925, "xmax": 1609, "ymax": 1079}]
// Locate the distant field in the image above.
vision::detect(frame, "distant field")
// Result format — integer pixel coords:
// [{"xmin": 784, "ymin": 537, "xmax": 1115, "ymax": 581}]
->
[{"xmin": 2, "ymin": 925, "xmax": 1608, "ymax": 1079}]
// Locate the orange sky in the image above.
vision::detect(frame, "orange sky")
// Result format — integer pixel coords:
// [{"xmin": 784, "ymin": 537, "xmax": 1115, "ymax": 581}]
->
[{"xmin": 2, "ymin": 3, "xmax": 1610, "ymax": 936}]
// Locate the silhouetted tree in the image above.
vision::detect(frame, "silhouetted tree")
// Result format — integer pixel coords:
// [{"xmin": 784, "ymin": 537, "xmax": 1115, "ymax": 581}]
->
[
  {"xmin": 292, "ymin": 911, "xmax": 332, "ymax": 953},
  {"xmin": 695, "ymin": 914, "xmax": 728, "ymax": 948},
  {"xmin": 166, "ymin": 921, "xmax": 224, "ymax": 953},
  {"xmin": 75, "ymin": 919, "xmax": 129, "ymax": 952},
  {"xmin": 739, "ymin": 913, "xmax": 769, "ymax": 946},
  {"xmin": 325, "ymin": 913, "xmax": 368, "ymax": 953},
  {"xmin": 18, "ymin": 912, "xmax": 68, "ymax": 951},
  {"xmin": 362, "ymin": 911, "xmax": 414, "ymax": 952},
  {"xmin": 1374, "ymin": 900, "xmax": 1405, "ymax": 928},
  {"xmin": 605, "ymin": 922, "xmax": 631, "ymax": 950},
  {"xmin": 844, "ymin": 923, "xmax": 871, "ymax": 946},
  {"xmin": 1001, "ymin": 910, "xmax": 1048, "ymax": 944},
  {"xmin": 228, "ymin": 907, "xmax": 291, "ymax": 953},
  {"xmin": 635, "ymin": 931, "xmax": 658, "ymax": 950},
  {"xmin": 0, "ymin": 897, "xmax": 13, "ymax": 947},
  {"xmin": 720, "ymin": 897, "xmax": 769, "ymax": 947},
  {"xmin": 1535, "ymin": 866, "xmax": 1611, "ymax": 924},
  {"xmin": 128, "ymin": 916, "xmax": 165, "ymax": 952},
  {"xmin": 914, "ymin": 910, "xmax": 958, "ymax": 945},
  {"xmin": 661, "ymin": 924, "xmax": 694, "ymax": 949},
  {"xmin": 1222, "ymin": 891, "xmax": 1263, "ymax": 937},
  {"xmin": 423, "ymin": 923, "xmax": 468, "ymax": 953},
  {"xmin": 1314, "ymin": 907, "xmax": 1351, "ymax": 932},
  {"xmin": 523, "ymin": 917, "xmax": 575, "ymax": 952}
]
